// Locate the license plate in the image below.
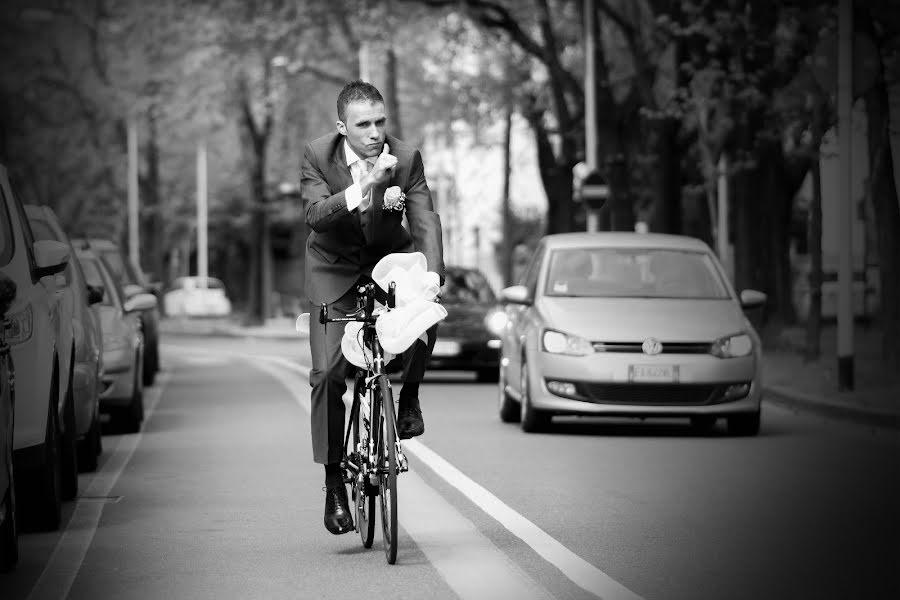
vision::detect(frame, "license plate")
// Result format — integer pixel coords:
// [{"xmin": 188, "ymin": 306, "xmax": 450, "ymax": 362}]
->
[
  {"xmin": 630, "ymin": 364, "xmax": 677, "ymax": 382},
  {"xmin": 432, "ymin": 340, "xmax": 461, "ymax": 357}
]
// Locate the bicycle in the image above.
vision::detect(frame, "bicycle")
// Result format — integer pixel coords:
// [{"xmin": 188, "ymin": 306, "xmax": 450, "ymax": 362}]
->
[{"xmin": 318, "ymin": 280, "xmax": 408, "ymax": 564}]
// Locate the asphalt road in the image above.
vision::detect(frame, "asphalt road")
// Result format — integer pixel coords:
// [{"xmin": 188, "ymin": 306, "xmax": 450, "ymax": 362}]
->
[{"xmin": 2, "ymin": 334, "xmax": 898, "ymax": 600}]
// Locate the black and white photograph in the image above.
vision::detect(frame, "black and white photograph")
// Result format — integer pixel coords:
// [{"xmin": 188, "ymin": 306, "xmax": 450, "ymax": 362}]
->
[{"xmin": 1, "ymin": 0, "xmax": 898, "ymax": 598}]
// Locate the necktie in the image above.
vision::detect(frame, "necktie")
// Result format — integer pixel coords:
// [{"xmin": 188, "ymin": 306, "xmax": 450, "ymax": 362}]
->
[{"xmin": 357, "ymin": 159, "xmax": 373, "ymax": 212}]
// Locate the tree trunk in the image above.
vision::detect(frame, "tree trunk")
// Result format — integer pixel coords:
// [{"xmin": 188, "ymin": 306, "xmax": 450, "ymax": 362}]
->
[
  {"xmin": 652, "ymin": 117, "xmax": 682, "ymax": 234},
  {"xmin": 864, "ymin": 79, "xmax": 900, "ymax": 368},
  {"xmin": 500, "ymin": 102, "xmax": 513, "ymax": 286},
  {"xmin": 805, "ymin": 151, "xmax": 823, "ymax": 361},
  {"xmin": 385, "ymin": 44, "xmax": 403, "ymax": 140},
  {"xmin": 142, "ymin": 107, "xmax": 164, "ymax": 284}
]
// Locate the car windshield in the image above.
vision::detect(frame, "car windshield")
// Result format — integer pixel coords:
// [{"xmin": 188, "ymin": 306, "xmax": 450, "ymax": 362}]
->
[
  {"xmin": 28, "ymin": 218, "xmax": 72, "ymax": 286},
  {"xmin": 442, "ymin": 270, "xmax": 496, "ymax": 303},
  {"xmin": 78, "ymin": 255, "xmax": 119, "ymax": 307},
  {"xmin": 544, "ymin": 248, "xmax": 730, "ymax": 299}
]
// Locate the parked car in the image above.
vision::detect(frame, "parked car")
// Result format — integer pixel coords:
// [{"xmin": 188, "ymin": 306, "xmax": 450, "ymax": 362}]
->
[
  {"xmin": 0, "ymin": 164, "xmax": 74, "ymax": 531},
  {"xmin": 0, "ymin": 273, "xmax": 18, "ymax": 570},
  {"xmin": 498, "ymin": 232, "xmax": 766, "ymax": 435},
  {"xmin": 163, "ymin": 276, "xmax": 233, "ymax": 318},
  {"xmin": 72, "ymin": 238, "xmax": 160, "ymax": 386},
  {"xmin": 26, "ymin": 206, "xmax": 104, "ymax": 472},
  {"xmin": 76, "ymin": 248, "xmax": 155, "ymax": 433},
  {"xmin": 428, "ymin": 266, "xmax": 506, "ymax": 382}
]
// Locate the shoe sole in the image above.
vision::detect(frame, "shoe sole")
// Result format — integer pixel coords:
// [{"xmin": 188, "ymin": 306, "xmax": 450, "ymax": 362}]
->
[
  {"xmin": 398, "ymin": 423, "xmax": 424, "ymax": 440},
  {"xmin": 325, "ymin": 520, "xmax": 354, "ymax": 535}
]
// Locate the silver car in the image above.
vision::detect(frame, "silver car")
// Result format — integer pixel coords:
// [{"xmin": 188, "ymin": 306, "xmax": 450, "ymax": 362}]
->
[{"xmin": 498, "ymin": 232, "xmax": 766, "ymax": 435}]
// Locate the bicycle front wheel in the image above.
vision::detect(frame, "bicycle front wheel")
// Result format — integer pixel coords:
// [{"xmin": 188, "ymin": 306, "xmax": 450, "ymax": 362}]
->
[
  {"xmin": 377, "ymin": 375, "xmax": 398, "ymax": 564},
  {"xmin": 351, "ymin": 374, "xmax": 376, "ymax": 549}
]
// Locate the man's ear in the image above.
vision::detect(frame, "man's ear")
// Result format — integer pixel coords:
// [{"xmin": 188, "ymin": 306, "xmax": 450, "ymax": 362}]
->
[{"xmin": 336, "ymin": 120, "xmax": 347, "ymax": 136}]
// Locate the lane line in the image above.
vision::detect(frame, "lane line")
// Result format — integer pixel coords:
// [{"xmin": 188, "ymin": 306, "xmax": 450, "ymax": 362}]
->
[
  {"xmin": 26, "ymin": 372, "xmax": 171, "ymax": 600},
  {"xmin": 252, "ymin": 355, "xmax": 644, "ymax": 600}
]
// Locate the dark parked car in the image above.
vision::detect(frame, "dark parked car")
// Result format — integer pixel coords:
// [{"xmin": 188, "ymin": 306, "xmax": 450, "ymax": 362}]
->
[
  {"xmin": 428, "ymin": 266, "xmax": 507, "ymax": 382},
  {"xmin": 72, "ymin": 238, "xmax": 160, "ymax": 386}
]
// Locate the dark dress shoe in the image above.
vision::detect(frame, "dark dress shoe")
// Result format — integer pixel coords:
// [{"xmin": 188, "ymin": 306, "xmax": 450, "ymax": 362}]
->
[
  {"xmin": 397, "ymin": 405, "xmax": 425, "ymax": 440},
  {"xmin": 323, "ymin": 485, "xmax": 353, "ymax": 535}
]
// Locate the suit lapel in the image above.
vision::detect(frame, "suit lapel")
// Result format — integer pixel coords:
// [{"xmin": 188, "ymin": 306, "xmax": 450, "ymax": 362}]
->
[{"xmin": 328, "ymin": 143, "xmax": 354, "ymax": 194}]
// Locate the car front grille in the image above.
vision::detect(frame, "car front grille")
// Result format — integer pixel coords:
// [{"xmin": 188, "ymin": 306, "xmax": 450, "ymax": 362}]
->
[
  {"xmin": 574, "ymin": 382, "xmax": 724, "ymax": 405},
  {"xmin": 591, "ymin": 342, "xmax": 711, "ymax": 354}
]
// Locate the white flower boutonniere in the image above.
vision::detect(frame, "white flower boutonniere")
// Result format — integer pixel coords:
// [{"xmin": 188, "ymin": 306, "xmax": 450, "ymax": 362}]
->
[{"xmin": 383, "ymin": 186, "xmax": 406, "ymax": 212}]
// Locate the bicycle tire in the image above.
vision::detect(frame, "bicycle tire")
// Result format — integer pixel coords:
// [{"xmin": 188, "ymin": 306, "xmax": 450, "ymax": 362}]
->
[
  {"xmin": 377, "ymin": 375, "xmax": 398, "ymax": 564},
  {"xmin": 351, "ymin": 374, "xmax": 376, "ymax": 548}
]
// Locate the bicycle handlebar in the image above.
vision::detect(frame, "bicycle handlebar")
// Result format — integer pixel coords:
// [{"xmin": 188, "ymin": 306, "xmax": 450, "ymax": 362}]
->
[{"xmin": 319, "ymin": 281, "xmax": 396, "ymax": 325}]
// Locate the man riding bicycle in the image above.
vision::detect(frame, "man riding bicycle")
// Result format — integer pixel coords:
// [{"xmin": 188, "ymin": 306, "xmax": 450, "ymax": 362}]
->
[{"xmin": 300, "ymin": 80, "xmax": 445, "ymax": 535}]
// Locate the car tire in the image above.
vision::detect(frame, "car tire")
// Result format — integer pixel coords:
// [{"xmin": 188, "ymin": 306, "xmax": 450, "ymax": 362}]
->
[
  {"xmin": 690, "ymin": 416, "xmax": 717, "ymax": 434},
  {"xmin": 727, "ymin": 411, "xmax": 760, "ymax": 436},
  {"xmin": 119, "ymin": 350, "xmax": 144, "ymax": 434},
  {"xmin": 0, "ymin": 473, "xmax": 17, "ymax": 572},
  {"xmin": 142, "ymin": 334, "xmax": 157, "ymax": 387},
  {"xmin": 77, "ymin": 405, "xmax": 101, "ymax": 473},
  {"xmin": 498, "ymin": 361, "xmax": 520, "ymax": 423},
  {"xmin": 519, "ymin": 353, "xmax": 550, "ymax": 433},
  {"xmin": 20, "ymin": 387, "xmax": 62, "ymax": 532},
  {"xmin": 60, "ymin": 368, "xmax": 78, "ymax": 501},
  {"xmin": 0, "ymin": 413, "xmax": 17, "ymax": 572}
]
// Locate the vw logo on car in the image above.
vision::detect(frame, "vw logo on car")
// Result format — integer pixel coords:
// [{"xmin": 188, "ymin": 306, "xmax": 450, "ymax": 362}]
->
[{"xmin": 642, "ymin": 338, "xmax": 663, "ymax": 356}]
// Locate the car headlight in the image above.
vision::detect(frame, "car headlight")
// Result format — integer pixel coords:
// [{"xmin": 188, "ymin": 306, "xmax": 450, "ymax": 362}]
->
[
  {"xmin": 484, "ymin": 310, "xmax": 507, "ymax": 336},
  {"xmin": 4, "ymin": 305, "xmax": 33, "ymax": 345},
  {"xmin": 709, "ymin": 333, "xmax": 753, "ymax": 358},
  {"xmin": 542, "ymin": 329, "xmax": 593, "ymax": 356}
]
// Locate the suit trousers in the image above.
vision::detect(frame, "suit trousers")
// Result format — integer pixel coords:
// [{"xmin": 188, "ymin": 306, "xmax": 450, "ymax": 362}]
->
[{"xmin": 308, "ymin": 277, "xmax": 438, "ymax": 464}]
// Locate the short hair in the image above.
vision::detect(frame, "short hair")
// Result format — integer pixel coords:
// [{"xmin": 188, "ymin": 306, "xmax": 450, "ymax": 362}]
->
[{"xmin": 337, "ymin": 80, "xmax": 384, "ymax": 123}]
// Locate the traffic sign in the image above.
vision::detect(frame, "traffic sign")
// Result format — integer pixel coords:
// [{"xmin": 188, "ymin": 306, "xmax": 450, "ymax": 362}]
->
[{"xmin": 580, "ymin": 171, "xmax": 608, "ymax": 209}]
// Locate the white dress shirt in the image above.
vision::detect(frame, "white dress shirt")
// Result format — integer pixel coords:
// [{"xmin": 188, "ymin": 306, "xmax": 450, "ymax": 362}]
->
[{"xmin": 343, "ymin": 140, "xmax": 375, "ymax": 213}]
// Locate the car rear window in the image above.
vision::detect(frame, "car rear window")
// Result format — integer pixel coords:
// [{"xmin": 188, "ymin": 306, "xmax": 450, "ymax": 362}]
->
[
  {"xmin": 545, "ymin": 248, "xmax": 730, "ymax": 299},
  {"xmin": 442, "ymin": 270, "xmax": 496, "ymax": 303}
]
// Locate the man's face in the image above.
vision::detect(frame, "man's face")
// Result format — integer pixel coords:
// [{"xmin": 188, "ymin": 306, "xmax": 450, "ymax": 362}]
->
[{"xmin": 337, "ymin": 100, "xmax": 387, "ymax": 159}]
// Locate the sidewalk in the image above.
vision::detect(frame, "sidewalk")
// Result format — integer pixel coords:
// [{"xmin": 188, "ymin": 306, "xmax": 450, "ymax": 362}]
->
[{"xmin": 160, "ymin": 316, "xmax": 900, "ymax": 430}]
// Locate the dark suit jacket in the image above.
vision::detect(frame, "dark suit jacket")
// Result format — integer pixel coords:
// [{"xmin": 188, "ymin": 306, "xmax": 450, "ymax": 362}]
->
[{"xmin": 301, "ymin": 132, "xmax": 444, "ymax": 305}]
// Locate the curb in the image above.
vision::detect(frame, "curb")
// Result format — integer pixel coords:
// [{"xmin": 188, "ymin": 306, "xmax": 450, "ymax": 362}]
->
[{"xmin": 764, "ymin": 385, "xmax": 900, "ymax": 430}]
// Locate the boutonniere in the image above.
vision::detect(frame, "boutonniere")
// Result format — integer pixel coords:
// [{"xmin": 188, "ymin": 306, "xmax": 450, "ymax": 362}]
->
[{"xmin": 383, "ymin": 186, "xmax": 406, "ymax": 212}]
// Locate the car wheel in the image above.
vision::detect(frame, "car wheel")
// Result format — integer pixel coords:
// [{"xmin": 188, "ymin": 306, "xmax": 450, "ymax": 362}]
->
[
  {"xmin": 498, "ymin": 360, "xmax": 520, "ymax": 423},
  {"xmin": 77, "ymin": 406, "xmax": 101, "ymax": 473},
  {"xmin": 20, "ymin": 392, "xmax": 62, "ymax": 532},
  {"xmin": 60, "ymin": 370, "xmax": 78, "ymax": 501},
  {"xmin": 0, "ymin": 424, "xmax": 17, "ymax": 572},
  {"xmin": 519, "ymin": 353, "xmax": 550, "ymax": 433},
  {"xmin": 120, "ymin": 350, "xmax": 145, "ymax": 434},
  {"xmin": 690, "ymin": 416, "xmax": 717, "ymax": 435},
  {"xmin": 476, "ymin": 368, "xmax": 499, "ymax": 383},
  {"xmin": 727, "ymin": 411, "xmax": 761, "ymax": 436},
  {"xmin": 142, "ymin": 335, "xmax": 157, "ymax": 387}
]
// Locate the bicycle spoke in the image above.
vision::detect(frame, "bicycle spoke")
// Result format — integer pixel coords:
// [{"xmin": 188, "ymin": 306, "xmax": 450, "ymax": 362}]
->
[{"xmin": 378, "ymin": 376, "xmax": 398, "ymax": 564}]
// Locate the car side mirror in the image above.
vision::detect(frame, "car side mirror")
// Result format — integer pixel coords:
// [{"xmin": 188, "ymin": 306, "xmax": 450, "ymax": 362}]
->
[
  {"xmin": 0, "ymin": 274, "xmax": 16, "ymax": 317},
  {"xmin": 500, "ymin": 285, "xmax": 532, "ymax": 305},
  {"xmin": 87, "ymin": 284, "xmax": 105, "ymax": 305},
  {"xmin": 33, "ymin": 240, "xmax": 70, "ymax": 278},
  {"xmin": 740, "ymin": 289, "xmax": 767, "ymax": 310},
  {"xmin": 123, "ymin": 292, "xmax": 158, "ymax": 313}
]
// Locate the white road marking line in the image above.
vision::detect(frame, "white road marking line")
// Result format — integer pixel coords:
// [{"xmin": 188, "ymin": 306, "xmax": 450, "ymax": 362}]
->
[
  {"xmin": 251, "ymin": 356, "xmax": 644, "ymax": 600},
  {"xmin": 26, "ymin": 372, "xmax": 171, "ymax": 600}
]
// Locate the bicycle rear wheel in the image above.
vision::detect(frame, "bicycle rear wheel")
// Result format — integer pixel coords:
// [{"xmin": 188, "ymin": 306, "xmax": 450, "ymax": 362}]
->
[
  {"xmin": 351, "ymin": 375, "xmax": 376, "ymax": 548},
  {"xmin": 377, "ymin": 375, "xmax": 398, "ymax": 564}
]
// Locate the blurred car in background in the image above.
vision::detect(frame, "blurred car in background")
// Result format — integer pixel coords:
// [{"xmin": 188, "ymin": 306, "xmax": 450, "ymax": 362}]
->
[
  {"xmin": 72, "ymin": 238, "xmax": 160, "ymax": 386},
  {"xmin": 428, "ymin": 266, "xmax": 506, "ymax": 382},
  {"xmin": 163, "ymin": 276, "xmax": 232, "ymax": 318},
  {"xmin": 498, "ymin": 232, "xmax": 766, "ymax": 435},
  {"xmin": 1, "ymin": 273, "xmax": 18, "ymax": 570},
  {"xmin": 76, "ymin": 248, "xmax": 156, "ymax": 433},
  {"xmin": 26, "ymin": 206, "xmax": 104, "ymax": 472},
  {"xmin": 0, "ymin": 164, "xmax": 73, "ymax": 531}
]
